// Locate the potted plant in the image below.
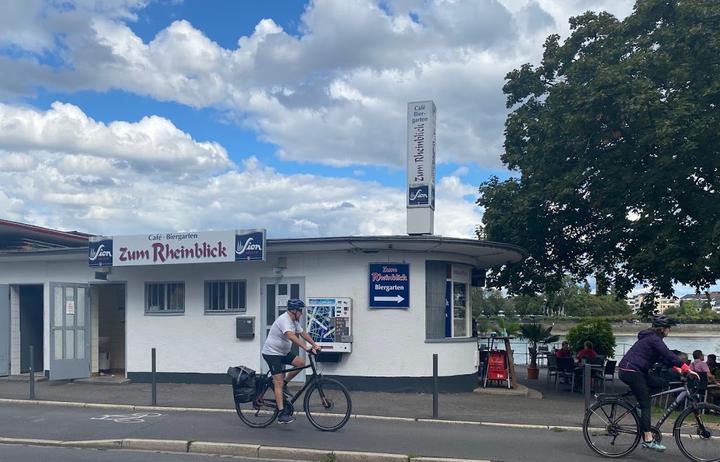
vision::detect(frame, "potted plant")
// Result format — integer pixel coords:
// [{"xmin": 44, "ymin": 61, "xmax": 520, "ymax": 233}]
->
[{"xmin": 519, "ymin": 323, "xmax": 560, "ymax": 380}]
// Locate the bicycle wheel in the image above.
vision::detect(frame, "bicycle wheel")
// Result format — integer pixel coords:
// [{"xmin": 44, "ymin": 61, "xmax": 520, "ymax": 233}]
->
[
  {"xmin": 673, "ymin": 403, "xmax": 720, "ymax": 462},
  {"xmin": 583, "ymin": 400, "xmax": 641, "ymax": 458},
  {"xmin": 303, "ymin": 378, "xmax": 352, "ymax": 431},
  {"xmin": 235, "ymin": 385, "xmax": 278, "ymax": 428}
]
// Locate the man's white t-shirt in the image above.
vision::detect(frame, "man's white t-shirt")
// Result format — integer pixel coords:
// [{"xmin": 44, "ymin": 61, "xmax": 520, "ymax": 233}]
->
[{"xmin": 262, "ymin": 312, "xmax": 303, "ymax": 356}]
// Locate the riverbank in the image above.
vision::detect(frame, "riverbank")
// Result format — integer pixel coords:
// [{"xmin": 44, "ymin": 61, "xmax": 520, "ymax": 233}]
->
[{"xmin": 548, "ymin": 322, "xmax": 720, "ymax": 337}]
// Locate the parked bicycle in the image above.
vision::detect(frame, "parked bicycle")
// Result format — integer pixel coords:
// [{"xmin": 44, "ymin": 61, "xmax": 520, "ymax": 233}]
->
[
  {"xmin": 582, "ymin": 378, "xmax": 720, "ymax": 461},
  {"xmin": 232, "ymin": 352, "xmax": 352, "ymax": 431}
]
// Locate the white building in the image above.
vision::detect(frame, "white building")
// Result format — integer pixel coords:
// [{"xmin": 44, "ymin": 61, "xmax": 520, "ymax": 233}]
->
[
  {"xmin": 0, "ymin": 219, "xmax": 524, "ymax": 392},
  {"xmin": 628, "ymin": 292, "xmax": 680, "ymax": 314}
]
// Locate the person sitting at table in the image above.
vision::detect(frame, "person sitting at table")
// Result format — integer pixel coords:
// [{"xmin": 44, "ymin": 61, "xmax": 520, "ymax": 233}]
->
[
  {"xmin": 576, "ymin": 341, "xmax": 598, "ymax": 363},
  {"xmin": 690, "ymin": 350, "xmax": 717, "ymax": 384},
  {"xmin": 707, "ymin": 354, "xmax": 718, "ymax": 376},
  {"xmin": 555, "ymin": 341, "xmax": 572, "ymax": 358}
]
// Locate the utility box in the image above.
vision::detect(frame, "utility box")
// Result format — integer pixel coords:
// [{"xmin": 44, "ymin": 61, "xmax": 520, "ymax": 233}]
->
[{"xmin": 235, "ymin": 316, "xmax": 255, "ymax": 339}]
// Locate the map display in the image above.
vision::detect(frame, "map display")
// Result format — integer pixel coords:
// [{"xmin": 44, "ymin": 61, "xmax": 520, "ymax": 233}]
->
[{"xmin": 307, "ymin": 297, "xmax": 352, "ymax": 352}]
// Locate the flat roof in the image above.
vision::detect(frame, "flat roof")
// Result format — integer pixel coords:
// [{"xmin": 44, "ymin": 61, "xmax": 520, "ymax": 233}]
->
[
  {"xmin": 0, "ymin": 232, "xmax": 524, "ymax": 267},
  {"xmin": 0, "ymin": 219, "xmax": 89, "ymax": 251}
]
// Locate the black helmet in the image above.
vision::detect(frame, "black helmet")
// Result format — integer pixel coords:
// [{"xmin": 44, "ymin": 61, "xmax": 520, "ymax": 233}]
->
[
  {"xmin": 652, "ymin": 314, "xmax": 677, "ymax": 328},
  {"xmin": 287, "ymin": 298, "xmax": 305, "ymax": 312}
]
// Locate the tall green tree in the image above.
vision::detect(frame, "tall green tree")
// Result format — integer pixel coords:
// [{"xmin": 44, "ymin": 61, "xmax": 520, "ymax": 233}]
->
[{"xmin": 478, "ymin": 0, "xmax": 720, "ymax": 317}]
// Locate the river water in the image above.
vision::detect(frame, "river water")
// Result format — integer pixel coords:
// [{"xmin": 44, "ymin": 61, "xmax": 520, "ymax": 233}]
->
[{"xmin": 507, "ymin": 335, "xmax": 720, "ymax": 364}]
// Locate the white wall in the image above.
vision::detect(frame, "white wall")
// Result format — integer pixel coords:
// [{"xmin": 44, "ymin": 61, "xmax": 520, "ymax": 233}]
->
[
  {"xmin": 1, "ymin": 250, "xmax": 479, "ymax": 380},
  {"xmin": 0, "ymin": 259, "xmax": 95, "ymax": 372}
]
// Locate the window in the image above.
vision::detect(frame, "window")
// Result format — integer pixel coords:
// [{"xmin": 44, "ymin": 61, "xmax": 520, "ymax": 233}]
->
[
  {"xmin": 453, "ymin": 282, "xmax": 468, "ymax": 337},
  {"xmin": 145, "ymin": 282, "xmax": 185, "ymax": 313},
  {"xmin": 205, "ymin": 280, "xmax": 247, "ymax": 313},
  {"xmin": 425, "ymin": 261, "xmax": 471, "ymax": 339}
]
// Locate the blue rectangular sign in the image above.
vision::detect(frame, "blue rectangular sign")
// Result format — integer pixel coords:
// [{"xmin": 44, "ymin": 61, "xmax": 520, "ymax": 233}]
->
[
  {"xmin": 369, "ymin": 263, "xmax": 409, "ymax": 308},
  {"xmin": 235, "ymin": 230, "xmax": 265, "ymax": 261},
  {"xmin": 88, "ymin": 238, "xmax": 113, "ymax": 267},
  {"xmin": 408, "ymin": 185, "xmax": 430, "ymax": 207}
]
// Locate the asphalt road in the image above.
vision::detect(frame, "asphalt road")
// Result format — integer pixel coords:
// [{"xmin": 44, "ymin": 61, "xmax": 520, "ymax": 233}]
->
[
  {"xmin": 0, "ymin": 403, "xmax": 689, "ymax": 462},
  {"xmin": 0, "ymin": 443, "xmax": 266, "ymax": 462}
]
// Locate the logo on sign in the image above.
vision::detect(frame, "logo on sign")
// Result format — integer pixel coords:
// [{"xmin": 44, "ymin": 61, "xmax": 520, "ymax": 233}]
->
[
  {"xmin": 89, "ymin": 240, "xmax": 113, "ymax": 267},
  {"xmin": 408, "ymin": 185, "xmax": 429, "ymax": 206},
  {"xmin": 235, "ymin": 232, "xmax": 264, "ymax": 261}
]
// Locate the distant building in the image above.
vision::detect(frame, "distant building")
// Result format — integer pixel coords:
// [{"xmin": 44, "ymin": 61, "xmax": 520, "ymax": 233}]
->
[
  {"xmin": 628, "ymin": 293, "xmax": 679, "ymax": 314},
  {"xmin": 680, "ymin": 292, "xmax": 720, "ymax": 313}
]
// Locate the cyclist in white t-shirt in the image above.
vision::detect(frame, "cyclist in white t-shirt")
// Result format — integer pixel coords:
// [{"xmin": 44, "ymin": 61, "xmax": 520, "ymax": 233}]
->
[{"xmin": 261, "ymin": 298, "xmax": 320, "ymax": 424}]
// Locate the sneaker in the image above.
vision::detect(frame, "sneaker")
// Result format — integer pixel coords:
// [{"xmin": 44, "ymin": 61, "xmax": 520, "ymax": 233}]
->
[
  {"xmin": 277, "ymin": 410, "xmax": 295, "ymax": 424},
  {"xmin": 642, "ymin": 440, "xmax": 666, "ymax": 452}
]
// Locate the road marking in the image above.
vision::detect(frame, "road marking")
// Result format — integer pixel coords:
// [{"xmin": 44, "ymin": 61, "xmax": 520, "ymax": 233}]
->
[{"xmin": 90, "ymin": 412, "xmax": 163, "ymax": 423}]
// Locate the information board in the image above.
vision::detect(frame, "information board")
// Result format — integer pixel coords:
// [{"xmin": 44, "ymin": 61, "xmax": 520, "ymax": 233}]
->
[{"xmin": 368, "ymin": 263, "xmax": 409, "ymax": 308}]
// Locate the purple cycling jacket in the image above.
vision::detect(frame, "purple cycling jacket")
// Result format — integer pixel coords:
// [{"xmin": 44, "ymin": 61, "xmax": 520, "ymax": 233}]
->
[{"xmin": 618, "ymin": 328, "xmax": 684, "ymax": 374}]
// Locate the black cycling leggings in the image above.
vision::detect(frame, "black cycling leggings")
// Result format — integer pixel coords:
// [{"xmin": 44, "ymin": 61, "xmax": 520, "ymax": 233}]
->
[{"xmin": 619, "ymin": 370, "xmax": 667, "ymax": 434}]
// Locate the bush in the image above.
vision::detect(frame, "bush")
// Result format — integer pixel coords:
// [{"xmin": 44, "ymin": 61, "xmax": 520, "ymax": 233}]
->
[{"xmin": 566, "ymin": 318, "xmax": 616, "ymax": 358}]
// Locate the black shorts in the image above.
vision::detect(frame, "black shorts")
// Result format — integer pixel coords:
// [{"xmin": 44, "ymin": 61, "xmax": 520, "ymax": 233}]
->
[{"xmin": 263, "ymin": 353, "xmax": 297, "ymax": 375}]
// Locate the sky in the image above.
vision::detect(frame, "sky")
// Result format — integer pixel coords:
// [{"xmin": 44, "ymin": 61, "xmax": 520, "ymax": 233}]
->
[{"xmin": 7, "ymin": 1, "xmax": 710, "ymax": 295}]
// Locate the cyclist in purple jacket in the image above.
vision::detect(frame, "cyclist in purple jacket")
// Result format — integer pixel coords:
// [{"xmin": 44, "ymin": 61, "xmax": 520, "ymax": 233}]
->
[{"xmin": 618, "ymin": 315, "xmax": 699, "ymax": 452}]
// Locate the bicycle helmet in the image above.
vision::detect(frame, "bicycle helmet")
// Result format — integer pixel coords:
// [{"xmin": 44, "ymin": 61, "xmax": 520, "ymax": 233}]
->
[
  {"xmin": 287, "ymin": 298, "xmax": 305, "ymax": 312},
  {"xmin": 651, "ymin": 314, "xmax": 677, "ymax": 328}
]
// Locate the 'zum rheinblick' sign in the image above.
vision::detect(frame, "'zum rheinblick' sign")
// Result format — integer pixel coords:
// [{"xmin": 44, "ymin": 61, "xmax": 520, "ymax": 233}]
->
[{"xmin": 368, "ymin": 263, "xmax": 409, "ymax": 309}]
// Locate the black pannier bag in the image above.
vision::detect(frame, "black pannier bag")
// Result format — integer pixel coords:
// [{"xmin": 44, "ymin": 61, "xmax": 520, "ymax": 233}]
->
[{"xmin": 227, "ymin": 366, "xmax": 257, "ymax": 403}]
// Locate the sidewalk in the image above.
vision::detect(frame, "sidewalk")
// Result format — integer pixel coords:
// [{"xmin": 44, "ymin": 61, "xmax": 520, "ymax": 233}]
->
[{"xmin": 0, "ymin": 366, "xmax": 624, "ymax": 428}]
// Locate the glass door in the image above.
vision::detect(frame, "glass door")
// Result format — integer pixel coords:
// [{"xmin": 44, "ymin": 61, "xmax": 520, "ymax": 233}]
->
[
  {"xmin": 260, "ymin": 278, "xmax": 305, "ymax": 378},
  {"xmin": 49, "ymin": 283, "xmax": 90, "ymax": 380}
]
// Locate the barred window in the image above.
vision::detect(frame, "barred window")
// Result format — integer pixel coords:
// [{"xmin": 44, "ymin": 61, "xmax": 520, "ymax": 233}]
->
[
  {"xmin": 205, "ymin": 280, "xmax": 247, "ymax": 313},
  {"xmin": 145, "ymin": 282, "xmax": 185, "ymax": 314}
]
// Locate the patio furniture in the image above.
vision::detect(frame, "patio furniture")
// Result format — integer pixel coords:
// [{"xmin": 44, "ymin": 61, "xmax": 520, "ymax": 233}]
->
[
  {"xmin": 555, "ymin": 357, "xmax": 575, "ymax": 391},
  {"xmin": 595, "ymin": 359, "xmax": 616, "ymax": 392},
  {"xmin": 546, "ymin": 354, "xmax": 558, "ymax": 385}
]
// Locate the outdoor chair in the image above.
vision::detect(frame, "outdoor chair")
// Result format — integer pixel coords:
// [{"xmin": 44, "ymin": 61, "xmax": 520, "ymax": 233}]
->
[
  {"xmin": 555, "ymin": 357, "xmax": 575, "ymax": 391},
  {"xmin": 597, "ymin": 360, "xmax": 616, "ymax": 392},
  {"xmin": 546, "ymin": 354, "xmax": 558, "ymax": 384}
]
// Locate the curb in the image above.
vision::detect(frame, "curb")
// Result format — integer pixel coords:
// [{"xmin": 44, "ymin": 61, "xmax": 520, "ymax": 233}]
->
[
  {"xmin": 0, "ymin": 398, "xmax": 582, "ymax": 431},
  {"xmin": 0, "ymin": 437, "xmax": 492, "ymax": 462}
]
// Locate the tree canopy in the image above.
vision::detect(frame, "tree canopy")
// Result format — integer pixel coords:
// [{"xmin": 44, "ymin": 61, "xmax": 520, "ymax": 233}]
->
[{"xmin": 478, "ymin": 0, "xmax": 720, "ymax": 310}]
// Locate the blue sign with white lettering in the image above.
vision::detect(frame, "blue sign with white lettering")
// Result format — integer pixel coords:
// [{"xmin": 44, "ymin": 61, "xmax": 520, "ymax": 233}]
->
[
  {"xmin": 88, "ymin": 239, "xmax": 113, "ymax": 267},
  {"xmin": 235, "ymin": 230, "xmax": 265, "ymax": 261},
  {"xmin": 408, "ymin": 185, "xmax": 430, "ymax": 206},
  {"xmin": 369, "ymin": 263, "xmax": 409, "ymax": 308}
]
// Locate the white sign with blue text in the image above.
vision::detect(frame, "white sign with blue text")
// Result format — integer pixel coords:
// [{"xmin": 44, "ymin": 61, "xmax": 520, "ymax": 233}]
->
[{"xmin": 369, "ymin": 263, "xmax": 410, "ymax": 309}]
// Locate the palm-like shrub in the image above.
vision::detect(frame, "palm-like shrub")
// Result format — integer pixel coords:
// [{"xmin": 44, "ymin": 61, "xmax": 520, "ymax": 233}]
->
[{"xmin": 519, "ymin": 323, "xmax": 560, "ymax": 369}]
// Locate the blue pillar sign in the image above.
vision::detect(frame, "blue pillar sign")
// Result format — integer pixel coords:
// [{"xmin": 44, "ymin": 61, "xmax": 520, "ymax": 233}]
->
[{"xmin": 369, "ymin": 263, "xmax": 409, "ymax": 309}]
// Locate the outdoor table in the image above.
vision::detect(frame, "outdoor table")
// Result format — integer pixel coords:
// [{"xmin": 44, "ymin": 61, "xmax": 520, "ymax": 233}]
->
[{"xmin": 572, "ymin": 362, "xmax": 604, "ymax": 392}]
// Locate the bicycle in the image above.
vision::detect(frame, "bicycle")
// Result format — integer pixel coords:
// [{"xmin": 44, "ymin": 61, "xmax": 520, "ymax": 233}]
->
[
  {"xmin": 582, "ymin": 377, "xmax": 720, "ymax": 461},
  {"xmin": 235, "ymin": 352, "xmax": 352, "ymax": 431}
]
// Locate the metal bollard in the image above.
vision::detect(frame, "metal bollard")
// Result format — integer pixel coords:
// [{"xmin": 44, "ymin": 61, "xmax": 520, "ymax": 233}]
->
[
  {"xmin": 584, "ymin": 363, "xmax": 592, "ymax": 410},
  {"xmin": 433, "ymin": 354, "xmax": 438, "ymax": 418},
  {"xmin": 151, "ymin": 348, "xmax": 157, "ymax": 406},
  {"xmin": 29, "ymin": 345, "xmax": 35, "ymax": 400}
]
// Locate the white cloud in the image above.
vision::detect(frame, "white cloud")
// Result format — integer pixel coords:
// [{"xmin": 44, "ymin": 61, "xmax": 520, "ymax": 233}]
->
[
  {"xmin": 0, "ymin": 0, "xmax": 633, "ymax": 169},
  {"xmin": 0, "ymin": 102, "xmax": 230, "ymax": 174},
  {"xmin": 0, "ymin": 101, "xmax": 481, "ymax": 238}
]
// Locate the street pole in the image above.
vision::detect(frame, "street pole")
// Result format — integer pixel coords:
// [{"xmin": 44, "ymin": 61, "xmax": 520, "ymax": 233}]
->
[
  {"xmin": 584, "ymin": 363, "xmax": 592, "ymax": 410},
  {"xmin": 29, "ymin": 345, "xmax": 35, "ymax": 400},
  {"xmin": 151, "ymin": 348, "xmax": 157, "ymax": 406},
  {"xmin": 433, "ymin": 353, "xmax": 438, "ymax": 418}
]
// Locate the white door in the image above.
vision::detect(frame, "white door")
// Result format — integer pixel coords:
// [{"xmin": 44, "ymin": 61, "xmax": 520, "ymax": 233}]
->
[
  {"xmin": 49, "ymin": 284, "xmax": 90, "ymax": 380},
  {"xmin": 0, "ymin": 285, "xmax": 8, "ymax": 377},
  {"xmin": 260, "ymin": 278, "xmax": 305, "ymax": 379}
]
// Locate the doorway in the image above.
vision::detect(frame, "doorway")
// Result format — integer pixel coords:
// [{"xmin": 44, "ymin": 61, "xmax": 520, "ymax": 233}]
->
[
  {"xmin": 260, "ymin": 278, "xmax": 305, "ymax": 379},
  {"xmin": 95, "ymin": 284, "xmax": 126, "ymax": 375},
  {"xmin": 19, "ymin": 285, "xmax": 43, "ymax": 373}
]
